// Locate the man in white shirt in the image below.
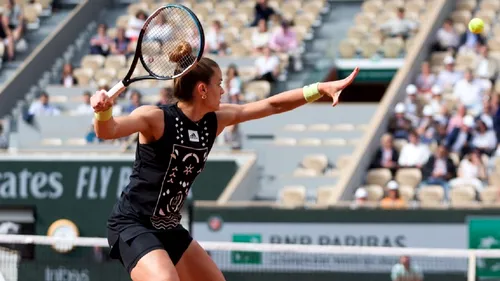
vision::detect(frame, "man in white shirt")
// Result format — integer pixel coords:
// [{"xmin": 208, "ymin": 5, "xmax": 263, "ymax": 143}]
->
[
  {"xmin": 398, "ymin": 130, "xmax": 431, "ymax": 168},
  {"xmin": 475, "ymin": 45, "xmax": 497, "ymax": 83},
  {"xmin": 254, "ymin": 46, "xmax": 280, "ymax": 82},
  {"xmin": 453, "ymin": 68, "xmax": 483, "ymax": 115},
  {"xmin": 205, "ymin": 20, "xmax": 227, "ymax": 55},
  {"xmin": 436, "ymin": 56, "xmax": 462, "ymax": 91},
  {"xmin": 27, "ymin": 92, "xmax": 60, "ymax": 117},
  {"xmin": 434, "ymin": 18, "xmax": 459, "ymax": 52},
  {"xmin": 379, "ymin": 8, "xmax": 418, "ymax": 39},
  {"xmin": 74, "ymin": 91, "xmax": 94, "ymax": 115}
]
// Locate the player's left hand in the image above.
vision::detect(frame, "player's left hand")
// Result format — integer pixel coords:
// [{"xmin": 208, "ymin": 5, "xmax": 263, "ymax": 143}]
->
[{"xmin": 319, "ymin": 67, "xmax": 359, "ymax": 107}]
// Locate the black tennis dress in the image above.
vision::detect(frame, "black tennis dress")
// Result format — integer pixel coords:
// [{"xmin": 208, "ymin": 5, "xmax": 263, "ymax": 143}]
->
[{"xmin": 107, "ymin": 103, "xmax": 217, "ymax": 273}]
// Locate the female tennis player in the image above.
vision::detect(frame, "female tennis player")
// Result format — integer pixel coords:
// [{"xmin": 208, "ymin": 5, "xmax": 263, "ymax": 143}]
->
[{"xmin": 93, "ymin": 42, "xmax": 359, "ymax": 281}]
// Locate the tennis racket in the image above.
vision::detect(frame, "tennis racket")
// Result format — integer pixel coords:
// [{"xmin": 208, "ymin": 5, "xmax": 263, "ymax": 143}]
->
[{"xmin": 106, "ymin": 4, "xmax": 205, "ymax": 99}]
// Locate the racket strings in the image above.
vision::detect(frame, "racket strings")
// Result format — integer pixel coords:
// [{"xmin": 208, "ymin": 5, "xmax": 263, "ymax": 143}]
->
[{"xmin": 141, "ymin": 6, "xmax": 201, "ymax": 78}]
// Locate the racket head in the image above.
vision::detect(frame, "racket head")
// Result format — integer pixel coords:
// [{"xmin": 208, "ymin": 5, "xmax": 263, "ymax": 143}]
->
[{"xmin": 129, "ymin": 4, "xmax": 204, "ymax": 83}]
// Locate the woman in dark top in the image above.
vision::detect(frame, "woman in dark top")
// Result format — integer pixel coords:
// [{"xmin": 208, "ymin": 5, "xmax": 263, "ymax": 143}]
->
[{"xmin": 91, "ymin": 43, "xmax": 359, "ymax": 281}]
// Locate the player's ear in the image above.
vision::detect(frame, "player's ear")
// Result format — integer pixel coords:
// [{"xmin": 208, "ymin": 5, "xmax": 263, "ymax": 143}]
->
[{"xmin": 197, "ymin": 82, "xmax": 207, "ymax": 95}]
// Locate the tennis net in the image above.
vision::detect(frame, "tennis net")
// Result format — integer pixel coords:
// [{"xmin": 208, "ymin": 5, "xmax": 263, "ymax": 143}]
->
[{"xmin": 0, "ymin": 234, "xmax": 499, "ymax": 281}]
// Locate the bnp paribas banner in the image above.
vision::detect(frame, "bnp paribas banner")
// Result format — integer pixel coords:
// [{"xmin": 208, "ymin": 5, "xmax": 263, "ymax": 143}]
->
[
  {"xmin": 194, "ymin": 220, "xmax": 468, "ymax": 273},
  {"xmin": 468, "ymin": 217, "xmax": 500, "ymax": 278}
]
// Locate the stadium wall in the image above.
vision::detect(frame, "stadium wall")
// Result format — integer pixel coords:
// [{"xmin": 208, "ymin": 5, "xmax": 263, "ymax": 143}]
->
[
  {"xmin": 332, "ymin": 0, "xmax": 456, "ymax": 202},
  {"xmin": 0, "ymin": 0, "xmax": 114, "ymax": 118}
]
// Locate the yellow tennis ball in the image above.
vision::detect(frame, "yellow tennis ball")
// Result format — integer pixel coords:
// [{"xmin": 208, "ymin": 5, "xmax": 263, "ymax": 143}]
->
[{"xmin": 468, "ymin": 18, "xmax": 484, "ymax": 34}]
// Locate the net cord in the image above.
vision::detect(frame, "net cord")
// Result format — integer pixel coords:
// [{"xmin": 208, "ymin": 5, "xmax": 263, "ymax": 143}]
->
[{"xmin": 0, "ymin": 234, "xmax": 499, "ymax": 258}]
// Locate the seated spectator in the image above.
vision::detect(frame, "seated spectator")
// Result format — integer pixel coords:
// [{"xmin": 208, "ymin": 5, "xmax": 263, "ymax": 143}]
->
[
  {"xmin": 453, "ymin": 68, "xmax": 483, "ymax": 114},
  {"xmin": 417, "ymin": 105, "xmax": 438, "ymax": 145},
  {"xmin": 436, "ymin": 56, "xmax": 462, "ymax": 91},
  {"xmin": 433, "ymin": 18, "xmax": 459, "ymax": 52},
  {"xmin": 223, "ymin": 64, "xmax": 242, "ymax": 104},
  {"xmin": 421, "ymin": 144, "xmax": 456, "ymax": 194},
  {"xmin": 90, "ymin": 23, "xmax": 112, "ymax": 56},
  {"xmin": 446, "ymin": 114, "xmax": 475, "ymax": 157},
  {"xmin": 251, "ymin": 0, "xmax": 275, "ymax": 27},
  {"xmin": 415, "ymin": 61, "xmax": 436, "ymax": 94},
  {"xmin": 205, "ymin": 20, "xmax": 227, "ymax": 56},
  {"xmin": 449, "ymin": 149, "xmax": 487, "ymax": 192},
  {"xmin": 380, "ymin": 181, "xmax": 407, "ymax": 209},
  {"xmin": 5, "ymin": 0, "xmax": 24, "ymax": 45},
  {"xmin": 254, "ymin": 46, "xmax": 280, "ymax": 83},
  {"xmin": 124, "ymin": 90, "xmax": 144, "ymax": 113},
  {"xmin": 370, "ymin": 133, "xmax": 399, "ymax": 173},
  {"xmin": 60, "ymin": 63, "xmax": 78, "ymax": 88},
  {"xmin": 269, "ymin": 20, "xmax": 302, "ymax": 71},
  {"xmin": 388, "ymin": 103, "xmax": 412, "ymax": 139},
  {"xmin": 447, "ymin": 104, "xmax": 466, "ymax": 133},
  {"xmin": 472, "ymin": 118, "xmax": 497, "ymax": 156},
  {"xmin": 398, "ymin": 130, "xmax": 431, "ymax": 168},
  {"xmin": 458, "ymin": 30, "xmax": 485, "ymax": 54},
  {"xmin": 404, "ymin": 84, "xmax": 420, "ymax": 125},
  {"xmin": 73, "ymin": 91, "xmax": 93, "ymax": 115},
  {"xmin": 0, "ymin": 122, "xmax": 8, "ymax": 149},
  {"xmin": 111, "ymin": 27, "xmax": 132, "ymax": 56},
  {"xmin": 391, "ymin": 256, "xmax": 423, "ymax": 281},
  {"xmin": 429, "ymin": 85, "xmax": 444, "ymax": 114},
  {"xmin": 148, "ymin": 14, "xmax": 173, "ymax": 41},
  {"xmin": 0, "ymin": 10, "xmax": 15, "ymax": 61},
  {"xmin": 252, "ymin": 19, "xmax": 271, "ymax": 53},
  {"xmin": 25, "ymin": 92, "xmax": 60, "ymax": 123},
  {"xmin": 475, "ymin": 45, "xmax": 497, "ymax": 82},
  {"xmin": 379, "ymin": 8, "xmax": 418, "ymax": 40},
  {"xmin": 156, "ymin": 87, "xmax": 175, "ymax": 106},
  {"xmin": 351, "ymin": 187, "xmax": 368, "ymax": 209},
  {"xmin": 126, "ymin": 10, "xmax": 147, "ymax": 41}
]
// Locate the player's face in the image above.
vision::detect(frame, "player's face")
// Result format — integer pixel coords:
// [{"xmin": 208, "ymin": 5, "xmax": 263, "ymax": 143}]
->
[{"xmin": 204, "ymin": 67, "xmax": 224, "ymax": 111}]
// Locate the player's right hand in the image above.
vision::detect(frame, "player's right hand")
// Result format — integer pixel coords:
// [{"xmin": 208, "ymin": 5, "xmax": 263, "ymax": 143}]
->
[{"xmin": 91, "ymin": 90, "xmax": 113, "ymax": 112}]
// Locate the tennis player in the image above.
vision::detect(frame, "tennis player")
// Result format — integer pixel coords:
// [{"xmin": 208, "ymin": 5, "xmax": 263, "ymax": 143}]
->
[{"xmin": 94, "ymin": 43, "xmax": 359, "ymax": 281}]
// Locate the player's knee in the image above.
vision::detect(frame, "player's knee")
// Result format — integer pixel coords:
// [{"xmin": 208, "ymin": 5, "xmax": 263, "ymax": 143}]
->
[{"xmin": 131, "ymin": 270, "xmax": 180, "ymax": 281}]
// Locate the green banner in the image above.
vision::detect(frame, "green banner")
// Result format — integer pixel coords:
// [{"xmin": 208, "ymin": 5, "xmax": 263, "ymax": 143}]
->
[
  {"xmin": 469, "ymin": 217, "xmax": 500, "ymax": 278},
  {"xmin": 231, "ymin": 234, "xmax": 262, "ymax": 265}
]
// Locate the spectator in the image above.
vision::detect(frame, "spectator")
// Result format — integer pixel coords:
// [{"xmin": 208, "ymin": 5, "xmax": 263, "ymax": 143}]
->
[
  {"xmin": 436, "ymin": 56, "xmax": 462, "ymax": 91},
  {"xmin": 447, "ymin": 104, "xmax": 467, "ymax": 133},
  {"xmin": 156, "ymin": 87, "xmax": 175, "ymax": 106},
  {"xmin": 388, "ymin": 103, "xmax": 412, "ymax": 139},
  {"xmin": 446, "ymin": 114, "xmax": 475, "ymax": 157},
  {"xmin": 90, "ymin": 23, "xmax": 112, "ymax": 56},
  {"xmin": 205, "ymin": 20, "xmax": 227, "ymax": 55},
  {"xmin": 415, "ymin": 61, "xmax": 436, "ymax": 94},
  {"xmin": 269, "ymin": 19, "xmax": 302, "ymax": 71},
  {"xmin": 391, "ymin": 256, "xmax": 423, "ymax": 281},
  {"xmin": 421, "ymin": 144, "xmax": 456, "ymax": 194},
  {"xmin": 380, "ymin": 181, "xmax": 407, "ymax": 209},
  {"xmin": 251, "ymin": 0, "xmax": 275, "ymax": 27},
  {"xmin": 417, "ymin": 105, "xmax": 437, "ymax": 145},
  {"xmin": 449, "ymin": 150, "xmax": 487, "ymax": 192},
  {"xmin": 428, "ymin": 85, "xmax": 444, "ymax": 114},
  {"xmin": 5, "ymin": 0, "xmax": 24, "ymax": 46},
  {"xmin": 379, "ymin": 8, "xmax": 418, "ymax": 40},
  {"xmin": 126, "ymin": 10, "xmax": 148, "ymax": 41},
  {"xmin": 458, "ymin": 30, "xmax": 485, "ymax": 54},
  {"xmin": 0, "ymin": 10, "xmax": 15, "ymax": 61},
  {"xmin": 148, "ymin": 14, "xmax": 173, "ymax": 41},
  {"xmin": 398, "ymin": 130, "xmax": 431, "ymax": 168},
  {"xmin": 370, "ymin": 133, "xmax": 399, "ymax": 173},
  {"xmin": 404, "ymin": 84, "xmax": 420, "ymax": 125},
  {"xmin": 252, "ymin": 19, "xmax": 271, "ymax": 53},
  {"xmin": 223, "ymin": 64, "xmax": 242, "ymax": 104},
  {"xmin": 111, "ymin": 27, "xmax": 132, "ymax": 56},
  {"xmin": 472, "ymin": 118, "xmax": 497, "ymax": 156},
  {"xmin": 26, "ymin": 92, "xmax": 60, "ymax": 121},
  {"xmin": 0, "ymin": 122, "xmax": 8, "ymax": 149},
  {"xmin": 351, "ymin": 187, "xmax": 368, "ymax": 209},
  {"xmin": 475, "ymin": 45, "xmax": 497, "ymax": 82},
  {"xmin": 433, "ymin": 18, "xmax": 459, "ymax": 52},
  {"xmin": 74, "ymin": 91, "xmax": 93, "ymax": 115},
  {"xmin": 60, "ymin": 63, "xmax": 78, "ymax": 88},
  {"xmin": 254, "ymin": 46, "xmax": 280, "ymax": 83},
  {"xmin": 224, "ymin": 123, "xmax": 242, "ymax": 150},
  {"xmin": 124, "ymin": 90, "xmax": 144, "ymax": 113},
  {"xmin": 453, "ymin": 68, "xmax": 483, "ymax": 114}
]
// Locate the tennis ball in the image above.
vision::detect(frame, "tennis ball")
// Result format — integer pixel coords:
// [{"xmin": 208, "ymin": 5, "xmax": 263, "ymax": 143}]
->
[{"xmin": 468, "ymin": 18, "xmax": 484, "ymax": 34}]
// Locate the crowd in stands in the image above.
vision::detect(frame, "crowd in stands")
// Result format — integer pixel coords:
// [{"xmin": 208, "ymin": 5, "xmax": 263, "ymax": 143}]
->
[{"xmin": 358, "ymin": 4, "xmax": 500, "ymax": 207}]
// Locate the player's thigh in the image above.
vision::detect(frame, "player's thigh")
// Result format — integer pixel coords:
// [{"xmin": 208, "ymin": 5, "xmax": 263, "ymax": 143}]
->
[
  {"xmin": 176, "ymin": 240, "xmax": 226, "ymax": 281},
  {"xmin": 131, "ymin": 249, "xmax": 180, "ymax": 281}
]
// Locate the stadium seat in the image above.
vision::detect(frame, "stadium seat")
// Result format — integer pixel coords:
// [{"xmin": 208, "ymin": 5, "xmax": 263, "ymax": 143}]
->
[
  {"xmin": 279, "ymin": 185, "xmax": 307, "ymax": 208},
  {"xmin": 301, "ymin": 154, "xmax": 328, "ymax": 173},
  {"xmin": 417, "ymin": 185, "xmax": 445, "ymax": 204},
  {"xmin": 364, "ymin": 185, "xmax": 384, "ymax": 202},
  {"xmin": 366, "ymin": 168, "xmax": 392, "ymax": 187},
  {"xmin": 395, "ymin": 168, "xmax": 422, "ymax": 189},
  {"xmin": 315, "ymin": 185, "xmax": 335, "ymax": 205}
]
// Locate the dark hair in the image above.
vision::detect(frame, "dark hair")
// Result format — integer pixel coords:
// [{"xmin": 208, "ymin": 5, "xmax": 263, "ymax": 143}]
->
[
  {"xmin": 227, "ymin": 64, "xmax": 239, "ymax": 77},
  {"xmin": 170, "ymin": 42, "xmax": 219, "ymax": 102},
  {"xmin": 39, "ymin": 92, "xmax": 48, "ymax": 98}
]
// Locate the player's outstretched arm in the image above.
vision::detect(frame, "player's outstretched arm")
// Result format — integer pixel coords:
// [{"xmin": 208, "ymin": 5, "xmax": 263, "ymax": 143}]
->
[
  {"xmin": 216, "ymin": 67, "xmax": 359, "ymax": 134},
  {"xmin": 91, "ymin": 90, "xmax": 162, "ymax": 140}
]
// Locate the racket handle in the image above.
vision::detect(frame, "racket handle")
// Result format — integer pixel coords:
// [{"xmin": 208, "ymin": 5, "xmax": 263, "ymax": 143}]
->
[{"xmin": 107, "ymin": 81, "xmax": 126, "ymax": 99}]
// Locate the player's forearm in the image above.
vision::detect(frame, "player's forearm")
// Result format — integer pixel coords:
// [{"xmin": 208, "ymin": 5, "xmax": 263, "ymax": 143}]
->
[
  {"xmin": 94, "ymin": 118, "xmax": 119, "ymax": 140},
  {"xmin": 266, "ymin": 82, "xmax": 328, "ymax": 114}
]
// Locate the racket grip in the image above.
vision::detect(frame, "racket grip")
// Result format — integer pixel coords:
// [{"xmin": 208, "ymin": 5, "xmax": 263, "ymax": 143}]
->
[{"xmin": 107, "ymin": 81, "xmax": 126, "ymax": 99}]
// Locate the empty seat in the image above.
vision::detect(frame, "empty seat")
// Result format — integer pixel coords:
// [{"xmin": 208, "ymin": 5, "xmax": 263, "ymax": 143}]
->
[
  {"xmin": 302, "ymin": 154, "xmax": 328, "ymax": 173},
  {"xmin": 316, "ymin": 185, "xmax": 335, "ymax": 205},
  {"xmin": 366, "ymin": 168, "xmax": 392, "ymax": 186},
  {"xmin": 279, "ymin": 185, "xmax": 306, "ymax": 208},
  {"xmin": 395, "ymin": 168, "xmax": 422, "ymax": 189}
]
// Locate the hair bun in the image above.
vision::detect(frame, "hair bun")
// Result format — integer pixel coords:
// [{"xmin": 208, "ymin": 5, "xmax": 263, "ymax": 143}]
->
[{"xmin": 169, "ymin": 41, "xmax": 193, "ymax": 64}]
